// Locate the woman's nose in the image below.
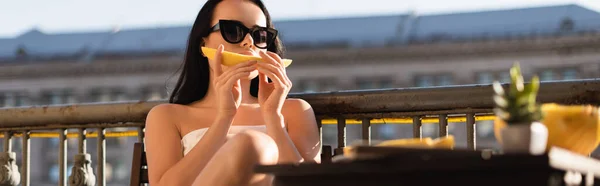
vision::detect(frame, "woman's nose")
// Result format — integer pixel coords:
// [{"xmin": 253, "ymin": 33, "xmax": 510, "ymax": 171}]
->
[{"xmin": 240, "ymin": 33, "xmax": 254, "ymax": 49}]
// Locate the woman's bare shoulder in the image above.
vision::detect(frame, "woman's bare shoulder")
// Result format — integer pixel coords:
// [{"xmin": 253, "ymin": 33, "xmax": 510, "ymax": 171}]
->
[
  {"xmin": 146, "ymin": 103, "xmax": 189, "ymax": 128},
  {"xmin": 148, "ymin": 103, "xmax": 186, "ymax": 117},
  {"xmin": 146, "ymin": 103, "xmax": 215, "ymax": 133},
  {"xmin": 282, "ymin": 98, "xmax": 315, "ymax": 122},
  {"xmin": 283, "ymin": 98, "xmax": 313, "ymax": 112}
]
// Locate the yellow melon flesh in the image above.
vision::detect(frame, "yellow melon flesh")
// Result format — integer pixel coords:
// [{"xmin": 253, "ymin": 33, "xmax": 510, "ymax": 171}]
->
[
  {"xmin": 431, "ymin": 135, "xmax": 456, "ymax": 150},
  {"xmin": 376, "ymin": 137, "xmax": 433, "ymax": 147},
  {"xmin": 201, "ymin": 47, "xmax": 292, "ymax": 67},
  {"xmin": 375, "ymin": 135, "xmax": 455, "ymax": 150},
  {"xmin": 341, "ymin": 136, "xmax": 455, "ymax": 157},
  {"xmin": 494, "ymin": 103, "xmax": 600, "ymax": 155}
]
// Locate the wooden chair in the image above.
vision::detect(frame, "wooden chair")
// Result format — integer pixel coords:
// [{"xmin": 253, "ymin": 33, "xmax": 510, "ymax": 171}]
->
[
  {"xmin": 130, "ymin": 142, "xmax": 333, "ymax": 185},
  {"xmin": 130, "ymin": 143, "xmax": 148, "ymax": 186}
]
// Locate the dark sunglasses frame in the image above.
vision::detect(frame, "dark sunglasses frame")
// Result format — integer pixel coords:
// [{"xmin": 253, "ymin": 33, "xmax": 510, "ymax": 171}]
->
[{"xmin": 210, "ymin": 19, "xmax": 278, "ymax": 49}]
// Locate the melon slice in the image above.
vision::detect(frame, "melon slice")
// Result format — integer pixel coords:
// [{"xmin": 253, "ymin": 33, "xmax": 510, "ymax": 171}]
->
[
  {"xmin": 375, "ymin": 135, "xmax": 455, "ymax": 149},
  {"xmin": 201, "ymin": 47, "xmax": 292, "ymax": 67}
]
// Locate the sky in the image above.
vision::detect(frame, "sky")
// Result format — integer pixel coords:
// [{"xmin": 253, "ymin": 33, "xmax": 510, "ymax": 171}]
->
[{"xmin": 0, "ymin": 0, "xmax": 598, "ymax": 38}]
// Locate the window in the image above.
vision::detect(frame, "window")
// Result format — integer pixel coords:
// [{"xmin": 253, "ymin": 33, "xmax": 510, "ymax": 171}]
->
[
  {"xmin": 476, "ymin": 72, "xmax": 494, "ymax": 84},
  {"xmin": 538, "ymin": 67, "xmax": 579, "ymax": 81},
  {"xmin": 115, "ymin": 92, "xmax": 128, "ymax": 101},
  {"xmin": 147, "ymin": 91, "xmax": 162, "ymax": 101},
  {"xmin": 356, "ymin": 77, "xmax": 394, "ymax": 90},
  {"xmin": 476, "ymin": 71, "xmax": 513, "ymax": 84},
  {"xmin": 379, "ymin": 79, "xmax": 394, "ymax": 89},
  {"xmin": 140, "ymin": 86, "xmax": 167, "ymax": 101},
  {"xmin": 414, "ymin": 74, "xmax": 453, "ymax": 87},
  {"xmin": 296, "ymin": 80, "xmax": 319, "ymax": 93},
  {"xmin": 89, "ymin": 87, "xmax": 129, "ymax": 103},
  {"xmin": 295, "ymin": 78, "xmax": 339, "ymax": 93},
  {"xmin": 40, "ymin": 89, "xmax": 76, "ymax": 105},
  {"xmin": 0, "ymin": 91, "xmax": 29, "ymax": 107},
  {"xmin": 438, "ymin": 75, "xmax": 453, "ymax": 86},
  {"xmin": 562, "ymin": 68, "xmax": 578, "ymax": 80},
  {"xmin": 357, "ymin": 80, "xmax": 374, "ymax": 89},
  {"xmin": 320, "ymin": 80, "xmax": 339, "ymax": 92},
  {"xmin": 540, "ymin": 70, "xmax": 555, "ymax": 81},
  {"xmin": 415, "ymin": 76, "xmax": 434, "ymax": 87},
  {"xmin": 499, "ymin": 72, "xmax": 510, "ymax": 83}
]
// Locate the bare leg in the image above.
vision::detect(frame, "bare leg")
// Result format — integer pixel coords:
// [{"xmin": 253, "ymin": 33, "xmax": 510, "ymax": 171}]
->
[{"xmin": 192, "ymin": 130, "xmax": 279, "ymax": 186}]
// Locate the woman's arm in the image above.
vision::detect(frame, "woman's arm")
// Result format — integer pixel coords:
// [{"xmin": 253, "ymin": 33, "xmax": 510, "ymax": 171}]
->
[
  {"xmin": 265, "ymin": 99, "xmax": 321, "ymax": 164},
  {"xmin": 145, "ymin": 104, "xmax": 235, "ymax": 186},
  {"xmin": 256, "ymin": 51, "xmax": 321, "ymax": 164}
]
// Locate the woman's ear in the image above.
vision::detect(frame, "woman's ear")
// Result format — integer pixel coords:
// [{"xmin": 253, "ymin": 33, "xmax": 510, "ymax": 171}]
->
[
  {"xmin": 199, "ymin": 38, "xmax": 206, "ymax": 54},
  {"xmin": 201, "ymin": 37, "xmax": 209, "ymax": 46}
]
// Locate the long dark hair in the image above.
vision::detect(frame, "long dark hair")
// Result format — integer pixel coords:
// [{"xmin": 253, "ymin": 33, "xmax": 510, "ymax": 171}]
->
[{"xmin": 169, "ymin": 0, "xmax": 284, "ymax": 104}]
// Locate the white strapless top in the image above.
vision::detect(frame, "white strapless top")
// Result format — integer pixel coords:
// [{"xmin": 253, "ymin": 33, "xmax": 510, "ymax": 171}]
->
[{"xmin": 181, "ymin": 125, "xmax": 267, "ymax": 156}]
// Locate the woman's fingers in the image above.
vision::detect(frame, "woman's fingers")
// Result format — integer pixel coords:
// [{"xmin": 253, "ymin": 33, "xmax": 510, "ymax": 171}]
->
[
  {"xmin": 257, "ymin": 64, "xmax": 286, "ymax": 89},
  {"xmin": 266, "ymin": 51, "xmax": 284, "ymax": 67},
  {"xmin": 263, "ymin": 51, "xmax": 291, "ymax": 84},
  {"xmin": 259, "ymin": 50, "xmax": 282, "ymax": 68},
  {"xmin": 257, "ymin": 62, "xmax": 289, "ymax": 85},
  {"xmin": 224, "ymin": 71, "xmax": 253, "ymax": 89},
  {"xmin": 208, "ymin": 44, "xmax": 225, "ymax": 76},
  {"xmin": 215, "ymin": 61, "xmax": 257, "ymax": 86}
]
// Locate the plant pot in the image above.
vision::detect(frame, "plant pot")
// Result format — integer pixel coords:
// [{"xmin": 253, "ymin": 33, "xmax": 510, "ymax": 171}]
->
[{"xmin": 500, "ymin": 122, "xmax": 548, "ymax": 155}]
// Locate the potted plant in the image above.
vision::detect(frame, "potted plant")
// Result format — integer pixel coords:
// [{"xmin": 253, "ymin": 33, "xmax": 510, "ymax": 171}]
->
[{"xmin": 492, "ymin": 63, "xmax": 547, "ymax": 155}]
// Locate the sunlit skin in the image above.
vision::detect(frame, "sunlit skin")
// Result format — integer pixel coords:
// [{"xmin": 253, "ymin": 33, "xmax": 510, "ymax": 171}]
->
[{"xmin": 144, "ymin": 0, "xmax": 321, "ymax": 186}]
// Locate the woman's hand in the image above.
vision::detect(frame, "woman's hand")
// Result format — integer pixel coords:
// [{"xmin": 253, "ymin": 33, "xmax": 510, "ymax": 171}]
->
[
  {"xmin": 209, "ymin": 44, "xmax": 258, "ymax": 117},
  {"xmin": 257, "ymin": 50, "xmax": 292, "ymax": 119}
]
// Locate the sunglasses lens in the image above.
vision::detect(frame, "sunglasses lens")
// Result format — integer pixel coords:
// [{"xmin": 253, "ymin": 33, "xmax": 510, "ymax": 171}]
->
[
  {"xmin": 253, "ymin": 29, "xmax": 277, "ymax": 49},
  {"xmin": 252, "ymin": 30, "xmax": 269, "ymax": 48},
  {"xmin": 220, "ymin": 22, "xmax": 244, "ymax": 43}
]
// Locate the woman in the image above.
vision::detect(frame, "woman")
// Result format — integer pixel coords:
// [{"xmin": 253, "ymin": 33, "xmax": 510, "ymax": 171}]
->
[{"xmin": 144, "ymin": 0, "xmax": 321, "ymax": 186}]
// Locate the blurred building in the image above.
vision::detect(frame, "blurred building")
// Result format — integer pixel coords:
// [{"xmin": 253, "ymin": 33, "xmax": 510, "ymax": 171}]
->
[{"xmin": 1, "ymin": 4, "xmax": 600, "ymax": 185}]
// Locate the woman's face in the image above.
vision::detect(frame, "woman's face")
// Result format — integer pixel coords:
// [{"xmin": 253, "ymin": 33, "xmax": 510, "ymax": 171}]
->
[{"xmin": 204, "ymin": 0, "xmax": 268, "ymax": 79}]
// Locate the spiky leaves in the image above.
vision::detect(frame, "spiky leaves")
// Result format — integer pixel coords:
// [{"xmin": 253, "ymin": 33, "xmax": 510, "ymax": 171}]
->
[{"xmin": 493, "ymin": 63, "xmax": 543, "ymax": 124}]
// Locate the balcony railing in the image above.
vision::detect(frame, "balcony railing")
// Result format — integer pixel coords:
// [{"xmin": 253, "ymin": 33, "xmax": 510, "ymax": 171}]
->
[{"xmin": 0, "ymin": 79, "xmax": 599, "ymax": 186}]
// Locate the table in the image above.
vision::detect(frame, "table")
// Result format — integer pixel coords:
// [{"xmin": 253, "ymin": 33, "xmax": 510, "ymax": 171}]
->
[{"xmin": 256, "ymin": 147, "xmax": 600, "ymax": 186}]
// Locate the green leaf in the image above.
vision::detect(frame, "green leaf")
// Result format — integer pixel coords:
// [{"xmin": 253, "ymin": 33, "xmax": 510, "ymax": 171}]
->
[
  {"xmin": 493, "ymin": 95, "xmax": 508, "ymax": 108},
  {"xmin": 515, "ymin": 75, "xmax": 525, "ymax": 92},
  {"xmin": 529, "ymin": 76, "xmax": 540, "ymax": 102},
  {"xmin": 509, "ymin": 63, "xmax": 524, "ymax": 92},
  {"xmin": 530, "ymin": 76, "xmax": 540, "ymax": 91},
  {"xmin": 492, "ymin": 81, "xmax": 505, "ymax": 96},
  {"xmin": 515, "ymin": 94, "xmax": 530, "ymax": 107}
]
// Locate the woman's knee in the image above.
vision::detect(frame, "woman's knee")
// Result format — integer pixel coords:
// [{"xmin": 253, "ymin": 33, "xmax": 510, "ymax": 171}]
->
[{"xmin": 229, "ymin": 130, "xmax": 279, "ymax": 165}]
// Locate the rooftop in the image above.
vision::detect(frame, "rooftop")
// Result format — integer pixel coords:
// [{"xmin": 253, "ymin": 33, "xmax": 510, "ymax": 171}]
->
[{"xmin": 1, "ymin": 4, "xmax": 599, "ymax": 63}]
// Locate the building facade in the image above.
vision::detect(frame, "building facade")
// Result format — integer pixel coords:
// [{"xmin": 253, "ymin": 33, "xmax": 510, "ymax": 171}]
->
[{"xmin": 1, "ymin": 4, "xmax": 600, "ymax": 185}]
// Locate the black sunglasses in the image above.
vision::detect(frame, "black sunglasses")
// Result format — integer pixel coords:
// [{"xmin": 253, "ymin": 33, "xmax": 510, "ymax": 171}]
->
[{"xmin": 210, "ymin": 19, "xmax": 278, "ymax": 49}]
